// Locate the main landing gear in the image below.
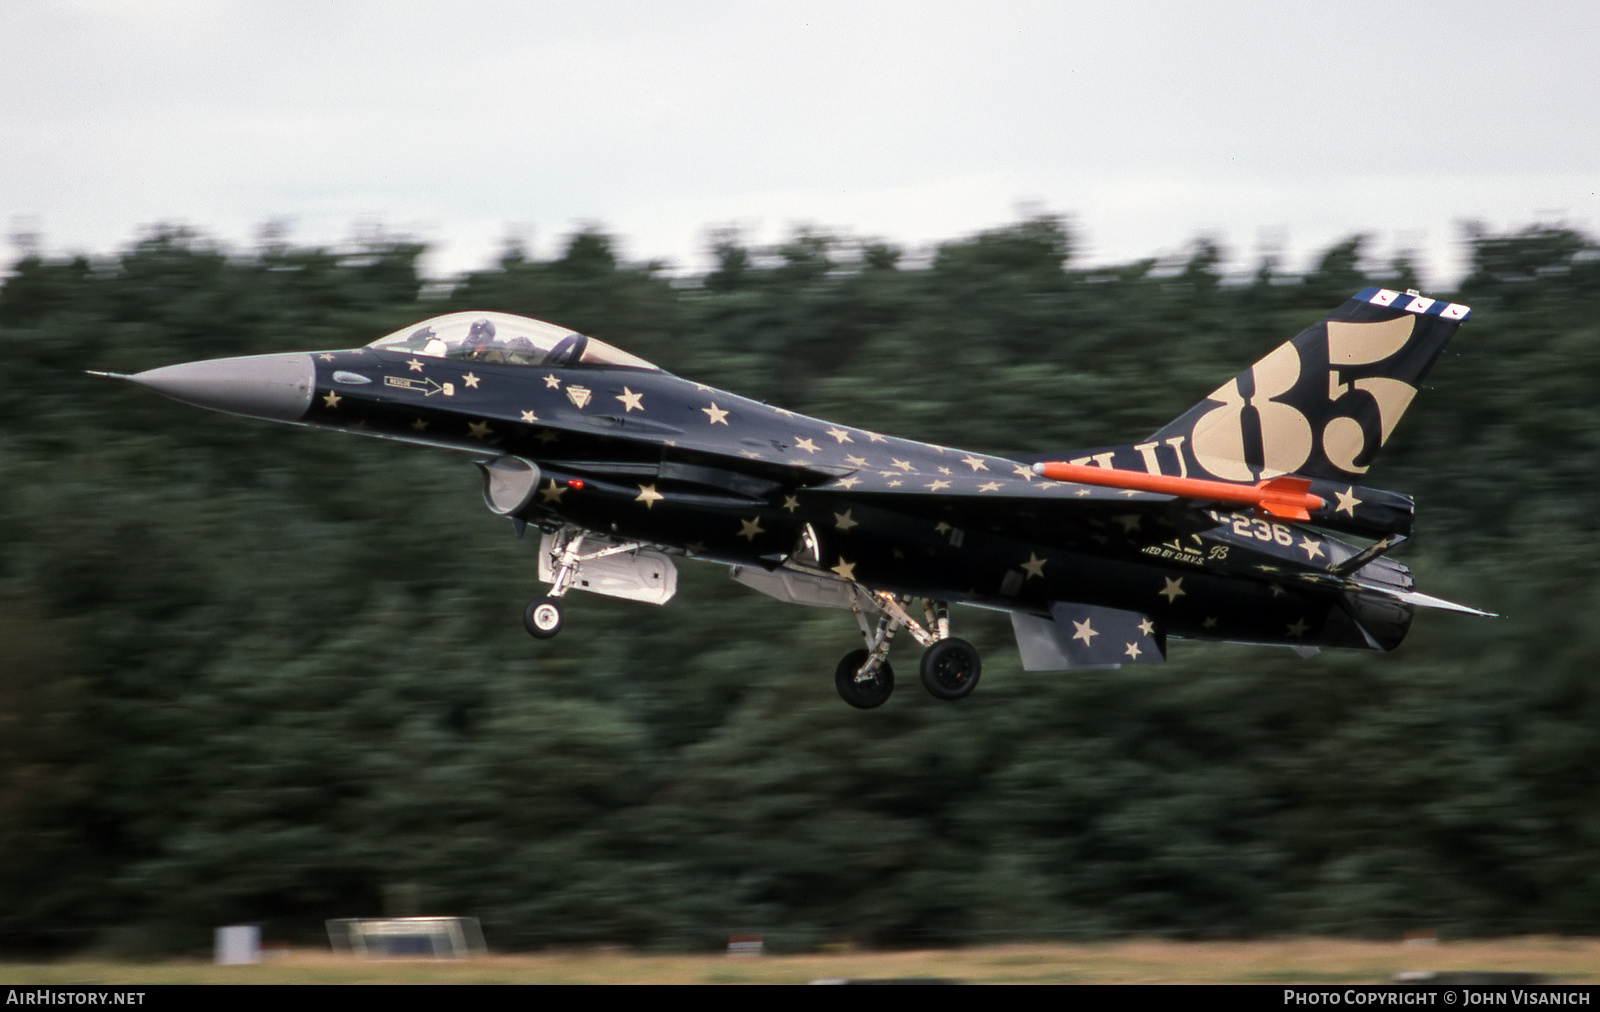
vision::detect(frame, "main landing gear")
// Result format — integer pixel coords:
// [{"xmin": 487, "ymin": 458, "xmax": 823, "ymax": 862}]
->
[{"xmin": 834, "ymin": 593, "xmax": 981, "ymax": 709}]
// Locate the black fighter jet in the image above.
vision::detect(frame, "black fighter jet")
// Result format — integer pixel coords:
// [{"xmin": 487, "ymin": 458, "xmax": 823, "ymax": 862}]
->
[{"xmin": 102, "ymin": 287, "xmax": 1490, "ymax": 708}]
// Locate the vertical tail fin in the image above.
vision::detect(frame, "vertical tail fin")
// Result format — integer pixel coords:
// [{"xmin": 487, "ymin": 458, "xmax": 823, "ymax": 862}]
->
[{"xmin": 1149, "ymin": 289, "xmax": 1470, "ymax": 482}]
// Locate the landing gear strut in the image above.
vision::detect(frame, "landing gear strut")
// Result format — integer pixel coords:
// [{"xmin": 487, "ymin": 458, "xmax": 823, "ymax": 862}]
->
[{"xmin": 832, "ymin": 592, "xmax": 981, "ymax": 707}]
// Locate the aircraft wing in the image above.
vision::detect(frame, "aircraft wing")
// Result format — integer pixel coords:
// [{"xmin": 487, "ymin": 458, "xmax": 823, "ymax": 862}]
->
[
  {"xmin": 810, "ymin": 467, "xmax": 1171, "ymax": 504},
  {"xmin": 805, "ymin": 468, "xmax": 1208, "ymax": 548}
]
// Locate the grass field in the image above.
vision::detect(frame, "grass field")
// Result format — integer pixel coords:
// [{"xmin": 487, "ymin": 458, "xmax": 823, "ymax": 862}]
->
[{"xmin": 2, "ymin": 938, "xmax": 1597, "ymax": 985}]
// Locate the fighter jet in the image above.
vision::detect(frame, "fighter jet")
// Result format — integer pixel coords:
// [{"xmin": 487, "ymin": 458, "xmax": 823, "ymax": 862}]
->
[{"xmin": 102, "ymin": 287, "xmax": 1490, "ymax": 708}]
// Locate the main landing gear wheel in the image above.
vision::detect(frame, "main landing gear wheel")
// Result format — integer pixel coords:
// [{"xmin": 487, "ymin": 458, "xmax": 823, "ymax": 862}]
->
[
  {"xmin": 920, "ymin": 637, "xmax": 981, "ymax": 700},
  {"xmin": 523, "ymin": 596, "xmax": 564, "ymax": 639},
  {"xmin": 835, "ymin": 649, "xmax": 894, "ymax": 709}
]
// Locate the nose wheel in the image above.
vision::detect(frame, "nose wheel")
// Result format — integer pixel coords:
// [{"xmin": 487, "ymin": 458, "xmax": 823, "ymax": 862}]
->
[{"xmin": 523, "ymin": 596, "xmax": 564, "ymax": 639}]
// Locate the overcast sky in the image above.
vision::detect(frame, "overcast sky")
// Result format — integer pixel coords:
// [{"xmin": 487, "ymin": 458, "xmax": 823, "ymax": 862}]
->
[{"xmin": 3, "ymin": 0, "xmax": 1597, "ymax": 287}]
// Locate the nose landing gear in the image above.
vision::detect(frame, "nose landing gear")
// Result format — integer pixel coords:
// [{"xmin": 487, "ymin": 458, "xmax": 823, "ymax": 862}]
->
[{"xmin": 521, "ymin": 525, "xmax": 663, "ymax": 640}]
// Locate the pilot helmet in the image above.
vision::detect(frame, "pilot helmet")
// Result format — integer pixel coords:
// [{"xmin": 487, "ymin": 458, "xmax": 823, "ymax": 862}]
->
[{"xmin": 464, "ymin": 318, "xmax": 497, "ymax": 349}]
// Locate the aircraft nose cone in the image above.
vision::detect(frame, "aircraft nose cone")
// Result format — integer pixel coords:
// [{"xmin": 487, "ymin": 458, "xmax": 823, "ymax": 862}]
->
[{"xmin": 128, "ymin": 352, "xmax": 316, "ymax": 422}]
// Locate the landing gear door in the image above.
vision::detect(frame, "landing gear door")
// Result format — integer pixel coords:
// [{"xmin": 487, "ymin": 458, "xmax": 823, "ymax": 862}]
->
[{"xmin": 536, "ymin": 531, "xmax": 678, "ymax": 605}]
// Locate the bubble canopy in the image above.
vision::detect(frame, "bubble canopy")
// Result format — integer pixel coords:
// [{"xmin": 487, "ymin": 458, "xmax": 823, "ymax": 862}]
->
[{"xmin": 366, "ymin": 311, "xmax": 659, "ymax": 371}]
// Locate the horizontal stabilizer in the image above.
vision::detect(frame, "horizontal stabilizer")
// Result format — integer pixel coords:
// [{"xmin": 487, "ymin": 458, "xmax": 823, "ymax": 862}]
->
[{"xmin": 1010, "ymin": 602, "xmax": 1167, "ymax": 671}]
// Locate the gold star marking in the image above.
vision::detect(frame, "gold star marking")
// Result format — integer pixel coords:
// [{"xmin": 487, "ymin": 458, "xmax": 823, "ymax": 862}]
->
[
  {"xmin": 1021, "ymin": 553, "xmax": 1046, "ymax": 579},
  {"xmin": 795, "ymin": 437, "xmax": 819, "ymax": 453},
  {"xmin": 1158, "ymin": 577, "xmax": 1186, "ymax": 603},
  {"xmin": 927, "ymin": 479, "xmax": 952, "ymax": 491},
  {"xmin": 1115, "ymin": 514, "xmax": 1142, "ymax": 533},
  {"xmin": 1299, "ymin": 537, "xmax": 1324, "ymax": 560},
  {"xmin": 703, "ymin": 403, "xmax": 729, "ymax": 424},
  {"xmin": 845, "ymin": 454, "xmax": 868, "ymax": 467},
  {"xmin": 866, "ymin": 432, "xmax": 887, "ymax": 443},
  {"xmin": 318, "ymin": 353, "xmax": 335, "ymax": 362},
  {"xmin": 892, "ymin": 458, "xmax": 914, "ymax": 472},
  {"xmin": 1074, "ymin": 488, "xmax": 1092, "ymax": 497},
  {"xmin": 1287, "ymin": 618, "xmax": 1310, "ymax": 637},
  {"xmin": 543, "ymin": 374, "xmax": 562, "ymax": 389},
  {"xmin": 879, "ymin": 470, "xmax": 899, "ymax": 478},
  {"xmin": 520, "ymin": 410, "xmax": 538, "ymax": 423},
  {"xmin": 833, "ymin": 509, "xmax": 859, "ymax": 531},
  {"xmin": 835, "ymin": 476, "xmax": 862, "ymax": 489},
  {"xmin": 539, "ymin": 480, "xmax": 567, "ymax": 503},
  {"xmin": 938, "ymin": 466, "xmax": 953, "ymax": 476},
  {"xmin": 782, "ymin": 496, "xmax": 800, "ymax": 512},
  {"xmin": 737, "ymin": 517, "xmax": 765, "ymax": 541},
  {"xmin": 1270, "ymin": 583, "xmax": 1286, "ymax": 597},
  {"xmin": 1336, "ymin": 487, "xmax": 1362, "ymax": 516},
  {"xmin": 1202, "ymin": 616, "xmax": 1218, "ymax": 630},
  {"xmin": 1125, "ymin": 642, "xmax": 1143, "ymax": 660},
  {"xmin": 961, "ymin": 455, "xmax": 988, "ymax": 471},
  {"xmin": 1138, "ymin": 617, "xmax": 1156, "ymax": 636},
  {"xmin": 407, "ymin": 357, "xmax": 424, "ymax": 372},
  {"xmin": 887, "ymin": 479, "xmax": 903, "ymax": 487},
  {"xmin": 773, "ymin": 406, "xmax": 794, "ymax": 417},
  {"xmin": 1119, "ymin": 489, "xmax": 1141, "ymax": 497},
  {"xmin": 410, "ymin": 418, "xmax": 428, "ymax": 431},
  {"xmin": 935, "ymin": 521, "xmax": 952, "ymax": 535},
  {"xmin": 635, "ymin": 484, "xmax": 664, "ymax": 508},
  {"xmin": 1072, "ymin": 619, "xmax": 1098, "ymax": 644},
  {"xmin": 825, "ymin": 426, "xmax": 853, "ymax": 443},
  {"xmin": 616, "ymin": 387, "xmax": 644, "ymax": 412},
  {"xmin": 740, "ymin": 449, "xmax": 763, "ymax": 459},
  {"xmin": 831, "ymin": 558, "xmax": 857, "ymax": 580},
  {"xmin": 468, "ymin": 420, "xmax": 493, "ymax": 439},
  {"xmin": 322, "ymin": 390, "xmax": 341, "ymax": 409},
  {"xmin": 978, "ymin": 481, "xmax": 1002, "ymax": 493},
  {"xmin": 463, "ymin": 372, "xmax": 480, "ymax": 389},
  {"xmin": 1013, "ymin": 464, "xmax": 1035, "ymax": 481}
]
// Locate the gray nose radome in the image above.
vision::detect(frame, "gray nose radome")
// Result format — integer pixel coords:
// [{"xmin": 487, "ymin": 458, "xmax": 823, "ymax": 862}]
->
[{"xmin": 127, "ymin": 352, "xmax": 316, "ymax": 422}]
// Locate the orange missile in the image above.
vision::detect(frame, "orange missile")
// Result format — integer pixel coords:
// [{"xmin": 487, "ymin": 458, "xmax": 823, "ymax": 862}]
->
[{"xmin": 1032, "ymin": 461, "xmax": 1325, "ymax": 521}]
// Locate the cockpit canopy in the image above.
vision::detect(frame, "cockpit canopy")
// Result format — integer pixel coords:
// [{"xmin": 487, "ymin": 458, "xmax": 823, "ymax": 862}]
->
[{"xmin": 366, "ymin": 311, "xmax": 659, "ymax": 371}]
